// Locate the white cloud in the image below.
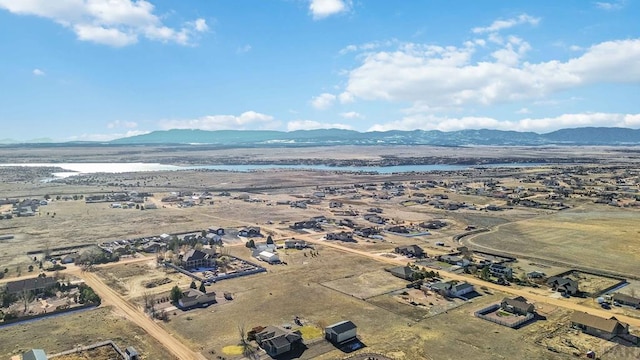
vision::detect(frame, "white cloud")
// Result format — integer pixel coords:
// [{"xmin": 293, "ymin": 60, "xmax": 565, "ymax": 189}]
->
[
  {"xmin": 339, "ymin": 38, "xmax": 640, "ymax": 109},
  {"xmin": 338, "ymin": 39, "xmax": 397, "ymax": 55},
  {"xmin": 68, "ymin": 130, "xmax": 149, "ymax": 142},
  {"xmin": 309, "ymin": 0, "xmax": 350, "ymax": 19},
  {"xmin": 237, "ymin": 44, "xmax": 252, "ymax": 54},
  {"xmin": 0, "ymin": 0, "xmax": 208, "ymax": 47},
  {"xmin": 516, "ymin": 107, "xmax": 531, "ymax": 115},
  {"xmin": 287, "ymin": 120, "xmax": 352, "ymax": 131},
  {"xmin": 311, "ymin": 93, "xmax": 336, "ymax": 110},
  {"xmin": 595, "ymin": 1, "xmax": 625, "ymax": 10},
  {"xmin": 339, "ymin": 111, "xmax": 363, "ymax": 119},
  {"xmin": 472, "ymin": 13, "xmax": 540, "ymax": 34},
  {"xmin": 32, "ymin": 68, "xmax": 45, "ymax": 76},
  {"xmin": 369, "ymin": 112, "xmax": 640, "ymax": 133},
  {"xmin": 107, "ymin": 120, "xmax": 138, "ymax": 129},
  {"xmin": 159, "ymin": 111, "xmax": 280, "ymax": 131}
]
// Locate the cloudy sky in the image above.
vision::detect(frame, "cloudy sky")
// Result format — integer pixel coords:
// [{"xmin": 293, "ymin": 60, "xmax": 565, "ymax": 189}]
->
[{"xmin": 1, "ymin": 0, "xmax": 639, "ymax": 141}]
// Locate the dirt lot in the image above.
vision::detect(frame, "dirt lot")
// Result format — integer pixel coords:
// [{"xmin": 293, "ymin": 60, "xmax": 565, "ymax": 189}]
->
[
  {"xmin": 321, "ymin": 269, "xmax": 408, "ymax": 300},
  {"xmin": 0, "ymin": 307, "xmax": 176, "ymax": 360},
  {"xmin": 470, "ymin": 208, "xmax": 640, "ymax": 276}
]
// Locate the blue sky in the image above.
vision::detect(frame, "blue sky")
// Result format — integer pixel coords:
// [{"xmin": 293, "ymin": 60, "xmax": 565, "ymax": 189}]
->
[{"xmin": 0, "ymin": 0, "xmax": 639, "ymax": 141}]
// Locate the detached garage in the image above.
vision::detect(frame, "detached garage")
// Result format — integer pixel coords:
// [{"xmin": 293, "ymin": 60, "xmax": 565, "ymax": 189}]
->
[{"xmin": 325, "ymin": 320, "xmax": 357, "ymax": 344}]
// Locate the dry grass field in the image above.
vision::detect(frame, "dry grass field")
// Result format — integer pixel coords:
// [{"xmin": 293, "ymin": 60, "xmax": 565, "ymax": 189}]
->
[
  {"xmin": 470, "ymin": 207, "xmax": 640, "ymax": 276},
  {"xmin": 0, "ymin": 307, "xmax": 176, "ymax": 360}
]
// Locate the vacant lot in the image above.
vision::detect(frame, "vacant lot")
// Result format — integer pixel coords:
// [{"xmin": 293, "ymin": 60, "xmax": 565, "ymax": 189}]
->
[
  {"xmin": 470, "ymin": 208, "xmax": 640, "ymax": 276},
  {"xmin": 321, "ymin": 269, "xmax": 408, "ymax": 300},
  {"xmin": 0, "ymin": 307, "xmax": 175, "ymax": 360}
]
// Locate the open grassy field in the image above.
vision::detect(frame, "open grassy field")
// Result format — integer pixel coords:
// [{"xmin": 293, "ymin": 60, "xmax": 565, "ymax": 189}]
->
[
  {"xmin": 469, "ymin": 207, "xmax": 640, "ymax": 276},
  {"xmin": 0, "ymin": 307, "xmax": 176, "ymax": 360}
]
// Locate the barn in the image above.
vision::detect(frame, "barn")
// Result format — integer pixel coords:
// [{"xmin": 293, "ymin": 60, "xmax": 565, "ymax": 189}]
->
[{"xmin": 259, "ymin": 251, "xmax": 280, "ymax": 264}]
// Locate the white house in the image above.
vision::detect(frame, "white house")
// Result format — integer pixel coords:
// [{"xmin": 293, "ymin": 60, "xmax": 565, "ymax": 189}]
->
[
  {"xmin": 325, "ymin": 320, "xmax": 357, "ymax": 344},
  {"xmin": 259, "ymin": 251, "xmax": 280, "ymax": 264}
]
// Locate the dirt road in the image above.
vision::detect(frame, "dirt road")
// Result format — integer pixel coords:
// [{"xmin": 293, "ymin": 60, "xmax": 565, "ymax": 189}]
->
[{"xmin": 73, "ymin": 269, "xmax": 207, "ymax": 360}]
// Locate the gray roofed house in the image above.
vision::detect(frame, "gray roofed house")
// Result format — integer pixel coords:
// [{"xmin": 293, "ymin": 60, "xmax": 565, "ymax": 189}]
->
[
  {"xmin": 255, "ymin": 326, "xmax": 303, "ymax": 357},
  {"xmin": 181, "ymin": 249, "xmax": 216, "ymax": 269},
  {"xmin": 501, "ymin": 296, "xmax": 535, "ymax": 315},
  {"xmin": 5, "ymin": 276, "xmax": 57, "ymax": 295},
  {"xmin": 612, "ymin": 293, "xmax": 640, "ymax": 308},
  {"xmin": 394, "ymin": 245, "xmax": 425, "ymax": 258},
  {"xmin": 178, "ymin": 288, "xmax": 217, "ymax": 309},
  {"xmin": 387, "ymin": 266, "xmax": 416, "ymax": 281},
  {"xmin": 547, "ymin": 276, "xmax": 579, "ymax": 296},
  {"xmin": 430, "ymin": 281, "xmax": 475, "ymax": 298}
]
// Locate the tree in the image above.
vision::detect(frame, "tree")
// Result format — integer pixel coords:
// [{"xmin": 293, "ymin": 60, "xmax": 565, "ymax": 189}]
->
[
  {"xmin": 28, "ymin": 265, "xmax": 33, "ymax": 272},
  {"xmin": 190, "ymin": 281, "xmax": 197, "ymax": 289},
  {"xmin": 199, "ymin": 282, "xmax": 206, "ymax": 293},
  {"xmin": 201, "ymin": 230, "xmax": 207, "ymax": 238},
  {"xmin": 480, "ymin": 267, "xmax": 490, "ymax": 281},
  {"xmin": 238, "ymin": 324, "xmax": 259, "ymax": 359},
  {"xmin": 170, "ymin": 285, "xmax": 183, "ymax": 303},
  {"xmin": 266, "ymin": 235, "xmax": 274, "ymax": 245},
  {"xmin": 19, "ymin": 289, "xmax": 34, "ymax": 313},
  {"xmin": 246, "ymin": 239, "xmax": 256, "ymax": 249}
]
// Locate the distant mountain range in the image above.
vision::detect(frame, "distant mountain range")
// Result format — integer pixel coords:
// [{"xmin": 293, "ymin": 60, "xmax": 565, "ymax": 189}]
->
[
  {"xmin": 2, "ymin": 128, "xmax": 639, "ymax": 147},
  {"xmin": 108, "ymin": 127, "xmax": 640, "ymax": 146}
]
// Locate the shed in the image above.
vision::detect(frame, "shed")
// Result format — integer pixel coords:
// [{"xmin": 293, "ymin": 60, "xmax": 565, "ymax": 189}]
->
[
  {"xmin": 259, "ymin": 251, "xmax": 280, "ymax": 264},
  {"xmin": 125, "ymin": 346, "xmax": 140, "ymax": 360},
  {"xmin": 22, "ymin": 349, "xmax": 47, "ymax": 360},
  {"xmin": 325, "ymin": 320, "xmax": 357, "ymax": 344}
]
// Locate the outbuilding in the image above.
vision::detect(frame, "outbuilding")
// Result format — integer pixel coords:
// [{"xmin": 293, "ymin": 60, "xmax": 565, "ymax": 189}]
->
[
  {"xmin": 325, "ymin": 320, "xmax": 357, "ymax": 344},
  {"xmin": 259, "ymin": 251, "xmax": 280, "ymax": 264}
]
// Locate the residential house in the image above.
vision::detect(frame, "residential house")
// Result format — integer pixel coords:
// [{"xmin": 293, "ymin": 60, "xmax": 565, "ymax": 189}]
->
[
  {"xmin": 178, "ymin": 288, "xmax": 217, "ymax": 309},
  {"xmin": 488, "ymin": 263, "xmax": 513, "ymax": 278},
  {"xmin": 527, "ymin": 271, "xmax": 546, "ymax": 279},
  {"xmin": 354, "ymin": 227, "xmax": 379, "ymax": 238},
  {"xmin": 326, "ymin": 232, "xmax": 354, "ymax": 242},
  {"xmin": 387, "ymin": 225, "xmax": 410, "ymax": 234},
  {"xmin": 238, "ymin": 227, "xmax": 262, "ymax": 238},
  {"xmin": 325, "ymin": 320, "xmax": 357, "ymax": 344},
  {"xmin": 501, "ymin": 296, "xmax": 535, "ymax": 315},
  {"xmin": 387, "ymin": 266, "xmax": 417, "ymax": 281},
  {"xmin": 363, "ymin": 213, "xmax": 385, "ymax": 224},
  {"xmin": 439, "ymin": 255, "xmax": 470, "ymax": 267},
  {"xmin": 208, "ymin": 227, "xmax": 225, "ymax": 235},
  {"xmin": 311, "ymin": 215, "xmax": 327, "ymax": 223},
  {"xmin": 5, "ymin": 276, "xmax": 57, "ymax": 295},
  {"xmin": 181, "ymin": 249, "xmax": 216, "ymax": 269},
  {"xmin": 612, "ymin": 293, "xmax": 640, "ymax": 309},
  {"xmin": 290, "ymin": 221, "xmax": 322, "ymax": 230},
  {"xmin": 255, "ymin": 326, "xmax": 303, "ymax": 357},
  {"xmin": 284, "ymin": 239, "xmax": 307, "ymax": 249},
  {"xmin": 394, "ymin": 245, "xmax": 425, "ymax": 258},
  {"xmin": 547, "ymin": 276, "xmax": 579, "ymax": 296},
  {"xmin": 571, "ymin": 312, "xmax": 629, "ymax": 340},
  {"xmin": 254, "ymin": 243, "xmax": 277, "ymax": 253},
  {"xmin": 430, "ymin": 281, "xmax": 475, "ymax": 298},
  {"xmin": 141, "ymin": 241, "xmax": 165, "ymax": 253},
  {"xmin": 22, "ymin": 349, "xmax": 47, "ymax": 360},
  {"xmin": 329, "ymin": 201, "xmax": 343, "ymax": 208}
]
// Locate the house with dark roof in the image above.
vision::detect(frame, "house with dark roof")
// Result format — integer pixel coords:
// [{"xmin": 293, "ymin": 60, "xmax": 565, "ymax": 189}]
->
[
  {"xmin": 325, "ymin": 320, "xmax": 357, "ymax": 344},
  {"xmin": 181, "ymin": 249, "xmax": 216, "ymax": 269},
  {"xmin": 394, "ymin": 245, "xmax": 425, "ymax": 258},
  {"xmin": 239, "ymin": 227, "xmax": 262, "ymax": 238},
  {"xmin": 488, "ymin": 263, "xmax": 513, "ymax": 278},
  {"xmin": 501, "ymin": 296, "xmax": 535, "ymax": 315},
  {"xmin": 178, "ymin": 289, "xmax": 217, "ymax": 309},
  {"xmin": 547, "ymin": 276, "xmax": 579, "ymax": 296},
  {"xmin": 5, "ymin": 276, "xmax": 57, "ymax": 295},
  {"xmin": 255, "ymin": 326, "xmax": 303, "ymax": 357},
  {"xmin": 612, "ymin": 293, "xmax": 640, "ymax": 309},
  {"xmin": 571, "ymin": 312, "xmax": 629, "ymax": 340},
  {"xmin": 430, "ymin": 281, "xmax": 475, "ymax": 298}
]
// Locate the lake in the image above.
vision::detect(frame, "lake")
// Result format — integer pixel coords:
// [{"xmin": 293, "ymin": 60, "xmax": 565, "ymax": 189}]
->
[{"xmin": 0, "ymin": 162, "xmax": 545, "ymax": 179}]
